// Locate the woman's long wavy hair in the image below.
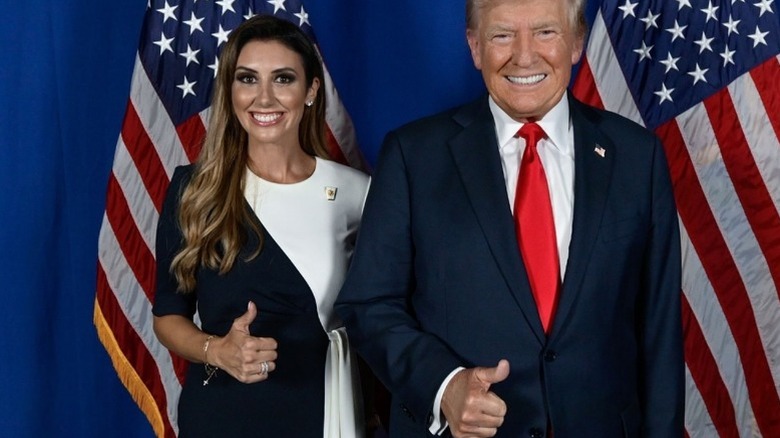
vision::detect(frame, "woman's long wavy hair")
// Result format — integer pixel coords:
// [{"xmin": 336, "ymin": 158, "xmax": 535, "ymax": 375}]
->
[{"xmin": 171, "ymin": 15, "xmax": 330, "ymax": 292}]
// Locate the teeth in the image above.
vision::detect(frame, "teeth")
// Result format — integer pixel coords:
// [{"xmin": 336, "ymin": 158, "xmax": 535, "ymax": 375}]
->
[
  {"xmin": 507, "ymin": 74, "xmax": 546, "ymax": 85},
  {"xmin": 252, "ymin": 112, "xmax": 281, "ymax": 123}
]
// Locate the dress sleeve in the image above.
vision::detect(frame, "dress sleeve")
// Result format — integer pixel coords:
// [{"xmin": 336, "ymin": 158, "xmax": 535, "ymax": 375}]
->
[{"xmin": 152, "ymin": 165, "xmax": 197, "ymax": 318}]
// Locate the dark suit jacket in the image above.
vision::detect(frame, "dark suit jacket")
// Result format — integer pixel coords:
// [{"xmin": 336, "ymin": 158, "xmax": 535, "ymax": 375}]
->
[{"xmin": 335, "ymin": 94, "xmax": 684, "ymax": 437}]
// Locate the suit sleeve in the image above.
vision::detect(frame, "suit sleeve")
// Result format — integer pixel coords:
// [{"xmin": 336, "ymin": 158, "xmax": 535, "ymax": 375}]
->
[
  {"xmin": 639, "ymin": 137, "xmax": 685, "ymax": 436},
  {"xmin": 335, "ymin": 131, "xmax": 462, "ymax": 425}
]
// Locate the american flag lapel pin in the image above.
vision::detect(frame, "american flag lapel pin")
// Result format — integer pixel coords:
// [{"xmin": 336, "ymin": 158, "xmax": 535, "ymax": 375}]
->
[
  {"xmin": 325, "ymin": 186, "xmax": 337, "ymax": 201},
  {"xmin": 594, "ymin": 145, "xmax": 606, "ymax": 158}
]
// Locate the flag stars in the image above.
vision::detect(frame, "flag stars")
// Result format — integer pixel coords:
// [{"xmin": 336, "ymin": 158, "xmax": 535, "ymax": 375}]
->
[
  {"xmin": 177, "ymin": 77, "xmax": 197, "ymax": 98},
  {"xmin": 633, "ymin": 41, "xmax": 653, "ymax": 62},
  {"xmin": 208, "ymin": 59, "xmax": 219, "ymax": 78},
  {"xmin": 720, "ymin": 47, "xmax": 736, "ymax": 66},
  {"xmin": 156, "ymin": 1, "xmax": 178, "ymax": 23},
  {"xmin": 640, "ymin": 10, "xmax": 661, "ymax": 30},
  {"xmin": 294, "ymin": 6, "xmax": 310, "ymax": 27},
  {"xmin": 654, "ymin": 83, "xmax": 674, "ymax": 104},
  {"xmin": 694, "ymin": 32, "xmax": 715, "ymax": 53},
  {"xmin": 244, "ymin": 7, "xmax": 256, "ymax": 20},
  {"xmin": 216, "ymin": 0, "xmax": 236, "ymax": 15},
  {"xmin": 722, "ymin": 16, "xmax": 741, "ymax": 36},
  {"xmin": 748, "ymin": 26, "xmax": 769, "ymax": 47},
  {"xmin": 660, "ymin": 53, "xmax": 680, "ymax": 73},
  {"xmin": 618, "ymin": 0, "xmax": 638, "ymax": 18},
  {"xmin": 183, "ymin": 12, "xmax": 205, "ymax": 35},
  {"xmin": 179, "ymin": 44, "xmax": 201, "ymax": 66},
  {"xmin": 268, "ymin": 0, "xmax": 286, "ymax": 14},
  {"xmin": 676, "ymin": 0, "xmax": 692, "ymax": 10},
  {"xmin": 665, "ymin": 20, "xmax": 687, "ymax": 42},
  {"xmin": 153, "ymin": 33, "xmax": 174, "ymax": 55},
  {"xmin": 754, "ymin": 0, "xmax": 774, "ymax": 17},
  {"xmin": 212, "ymin": 24, "xmax": 231, "ymax": 46},
  {"xmin": 688, "ymin": 63, "xmax": 709, "ymax": 84},
  {"xmin": 701, "ymin": 1, "xmax": 720, "ymax": 22}
]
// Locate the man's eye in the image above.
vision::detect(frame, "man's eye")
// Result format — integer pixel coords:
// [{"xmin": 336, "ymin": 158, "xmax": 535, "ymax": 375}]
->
[{"xmin": 490, "ymin": 33, "xmax": 514, "ymax": 44}]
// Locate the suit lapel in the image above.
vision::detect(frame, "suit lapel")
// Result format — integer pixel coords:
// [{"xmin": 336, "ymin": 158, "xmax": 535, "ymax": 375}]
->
[
  {"xmin": 551, "ymin": 97, "xmax": 615, "ymax": 337},
  {"xmin": 448, "ymin": 98, "xmax": 546, "ymax": 344}
]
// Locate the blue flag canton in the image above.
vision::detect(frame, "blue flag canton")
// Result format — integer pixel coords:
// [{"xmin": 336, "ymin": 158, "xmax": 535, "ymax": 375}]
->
[
  {"xmin": 602, "ymin": 0, "xmax": 780, "ymax": 130},
  {"xmin": 138, "ymin": 0, "xmax": 316, "ymax": 126}
]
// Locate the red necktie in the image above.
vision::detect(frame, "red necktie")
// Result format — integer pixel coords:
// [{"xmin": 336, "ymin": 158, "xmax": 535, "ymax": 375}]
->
[{"xmin": 514, "ymin": 122, "xmax": 560, "ymax": 333}]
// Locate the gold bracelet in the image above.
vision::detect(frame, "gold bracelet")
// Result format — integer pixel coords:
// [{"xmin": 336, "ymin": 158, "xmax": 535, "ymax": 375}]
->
[
  {"xmin": 203, "ymin": 335, "xmax": 215, "ymax": 365},
  {"xmin": 203, "ymin": 335, "xmax": 217, "ymax": 386}
]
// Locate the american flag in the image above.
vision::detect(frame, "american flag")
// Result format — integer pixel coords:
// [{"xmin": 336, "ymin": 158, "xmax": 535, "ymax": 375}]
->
[
  {"xmin": 93, "ymin": 1, "xmax": 365, "ymax": 436},
  {"xmin": 572, "ymin": 0, "xmax": 780, "ymax": 436}
]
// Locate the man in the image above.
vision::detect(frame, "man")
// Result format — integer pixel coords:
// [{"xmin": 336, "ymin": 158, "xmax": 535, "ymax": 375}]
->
[{"xmin": 336, "ymin": 0, "xmax": 684, "ymax": 436}]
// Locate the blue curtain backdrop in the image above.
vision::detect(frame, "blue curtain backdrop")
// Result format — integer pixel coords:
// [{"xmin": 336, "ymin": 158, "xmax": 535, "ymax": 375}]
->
[{"xmin": 0, "ymin": 1, "xmax": 596, "ymax": 436}]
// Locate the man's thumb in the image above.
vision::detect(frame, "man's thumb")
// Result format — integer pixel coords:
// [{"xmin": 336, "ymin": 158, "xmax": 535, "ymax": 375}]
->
[
  {"xmin": 234, "ymin": 301, "xmax": 258, "ymax": 331},
  {"xmin": 478, "ymin": 359, "xmax": 510, "ymax": 386}
]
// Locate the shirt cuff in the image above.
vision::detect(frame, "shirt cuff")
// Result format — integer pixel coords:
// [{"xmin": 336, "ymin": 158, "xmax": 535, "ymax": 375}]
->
[{"xmin": 428, "ymin": 367, "xmax": 465, "ymax": 435}]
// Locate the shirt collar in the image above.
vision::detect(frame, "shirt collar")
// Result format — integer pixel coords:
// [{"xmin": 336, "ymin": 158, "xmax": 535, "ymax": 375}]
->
[{"xmin": 488, "ymin": 93, "xmax": 573, "ymax": 157}]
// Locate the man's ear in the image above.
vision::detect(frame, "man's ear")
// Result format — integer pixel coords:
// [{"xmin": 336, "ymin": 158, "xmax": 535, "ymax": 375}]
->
[
  {"xmin": 571, "ymin": 34, "xmax": 585, "ymax": 65},
  {"xmin": 466, "ymin": 29, "xmax": 483, "ymax": 70}
]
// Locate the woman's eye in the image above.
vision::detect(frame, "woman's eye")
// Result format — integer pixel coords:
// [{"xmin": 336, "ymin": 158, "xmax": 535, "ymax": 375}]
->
[
  {"xmin": 236, "ymin": 74, "xmax": 256, "ymax": 84},
  {"xmin": 275, "ymin": 74, "xmax": 295, "ymax": 84}
]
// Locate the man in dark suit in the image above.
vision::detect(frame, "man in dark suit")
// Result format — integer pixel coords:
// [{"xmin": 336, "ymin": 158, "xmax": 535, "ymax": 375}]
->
[{"xmin": 336, "ymin": 0, "xmax": 684, "ymax": 436}]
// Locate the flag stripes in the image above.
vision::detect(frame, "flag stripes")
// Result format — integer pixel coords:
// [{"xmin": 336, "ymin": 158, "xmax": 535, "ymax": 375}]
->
[
  {"xmin": 704, "ymin": 90, "xmax": 780, "ymax": 295},
  {"xmin": 120, "ymin": 102, "xmax": 170, "ymax": 213},
  {"xmin": 174, "ymin": 115, "xmax": 205, "ymax": 163},
  {"xmin": 682, "ymin": 294, "xmax": 740, "ymax": 438},
  {"xmin": 570, "ymin": 58, "xmax": 605, "ymax": 110},
  {"xmin": 573, "ymin": 4, "xmax": 780, "ymax": 435},
  {"xmin": 750, "ymin": 57, "xmax": 780, "ymax": 142},
  {"xmin": 95, "ymin": 265, "xmax": 174, "ymax": 437},
  {"xmin": 112, "ymin": 138, "xmax": 160, "ymax": 251},
  {"xmin": 664, "ymin": 87, "xmax": 780, "ymax": 438},
  {"xmin": 129, "ymin": 56, "xmax": 189, "ymax": 179},
  {"xmin": 104, "ymin": 175, "xmax": 157, "ymax": 300}
]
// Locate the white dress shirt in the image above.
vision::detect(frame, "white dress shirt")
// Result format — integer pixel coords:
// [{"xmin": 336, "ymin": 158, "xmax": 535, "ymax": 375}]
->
[
  {"xmin": 429, "ymin": 94, "xmax": 576, "ymax": 434},
  {"xmin": 491, "ymin": 95, "xmax": 575, "ymax": 277}
]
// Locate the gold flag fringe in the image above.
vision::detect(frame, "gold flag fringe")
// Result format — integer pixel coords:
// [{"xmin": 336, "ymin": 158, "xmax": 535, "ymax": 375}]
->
[{"xmin": 93, "ymin": 298, "xmax": 166, "ymax": 437}]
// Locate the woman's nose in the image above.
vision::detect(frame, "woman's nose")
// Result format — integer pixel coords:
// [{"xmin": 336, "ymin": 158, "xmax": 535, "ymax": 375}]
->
[{"xmin": 256, "ymin": 81, "xmax": 274, "ymax": 105}]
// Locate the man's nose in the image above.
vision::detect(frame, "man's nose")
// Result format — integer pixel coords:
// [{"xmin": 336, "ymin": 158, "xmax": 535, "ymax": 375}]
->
[{"xmin": 511, "ymin": 35, "xmax": 536, "ymax": 66}]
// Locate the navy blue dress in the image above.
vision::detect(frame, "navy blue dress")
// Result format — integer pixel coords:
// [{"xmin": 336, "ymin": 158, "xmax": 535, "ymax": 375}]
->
[{"xmin": 153, "ymin": 166, "xmax": 327, "ymax": 437}]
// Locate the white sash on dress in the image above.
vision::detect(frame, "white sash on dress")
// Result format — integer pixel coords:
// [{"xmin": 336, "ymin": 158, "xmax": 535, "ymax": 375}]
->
[{"xmin": 323, "ymin": 327, "xmax": 365, "ymax": 438}]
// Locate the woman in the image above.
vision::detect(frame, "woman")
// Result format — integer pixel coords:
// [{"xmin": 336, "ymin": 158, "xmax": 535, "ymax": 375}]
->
[{"xmin": 152, "ymin": 15, "xmax": 369, "ymax": 437}]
